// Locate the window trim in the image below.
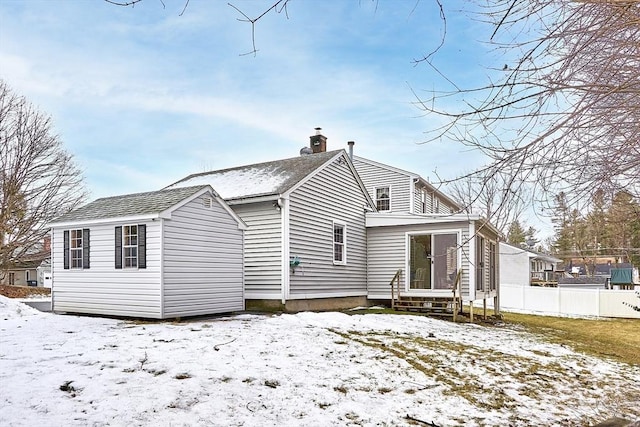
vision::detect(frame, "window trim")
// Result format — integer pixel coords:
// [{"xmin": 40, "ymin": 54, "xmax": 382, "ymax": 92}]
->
[
  {"xmin": 115, "ymin": 224, "xmax": 146, "ymax": 270},
  {"xmin": 123, "ymin": 224, "xmax": 139, "ymax": 269},
  {"xmin": 375, "ymin": 186, "xmax": 391, "ymax": 212},
  {"xmin": 70, "ymin": 228, "xmax": 83, "ymax": 269},
  {"xmin": 332, "ymin": 221, "xmax": 347, "ymax": 265}
]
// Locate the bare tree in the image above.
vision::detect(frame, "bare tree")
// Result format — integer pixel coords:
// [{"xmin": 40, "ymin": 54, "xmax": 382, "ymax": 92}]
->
[
  {"xmin": 447, "ymin": 169, "xmax": 529, "ymax": 234},
  {"xmin": 0, "ymin": 80, "xmax": 87, "ymax": 279},
  {"xmin": 416, "ymin": 0, "xmax": 640, "ymax": 211}
]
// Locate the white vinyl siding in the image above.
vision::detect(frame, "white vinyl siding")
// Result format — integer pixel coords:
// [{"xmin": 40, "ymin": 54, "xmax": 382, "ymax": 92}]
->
[
  {"xmin": 366, "ymin": 221, "xmax": 474, "ymax": 301},
  {"xmin": 52, "ymin": 222, "xmax": 162, "ymax": 318},
  {"xmin": 353, "ymin": 158, "xmax": 412, "ymax": 213},
  {"xmin": 232, "ymin": 201, "xmax": 282, "ymax": 299},
  {"xmin": 288, "ymin": 156, "xmax": 368, "ymax": 299},
  {"xmin": 163, "ymin": 196, "xmax": 244, "ymax": 317}
]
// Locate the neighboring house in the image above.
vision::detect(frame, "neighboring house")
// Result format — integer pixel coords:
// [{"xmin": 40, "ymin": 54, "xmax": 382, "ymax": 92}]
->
[
  {"xmin": 48, "ymin": 185, "xmax": 246, "ymax": 319},
  {"xmin": 0, "ymin": 238, "xmax": 50, "ymax": 287},
  {"xmin": 167, "ymin": 137, "xmax": 375, "ymax": 311},
  {"xmin": 353, "ymin": 153, "xmax": 501, "ymax": 311},
  {"xmin": 499, "ymin": 242, "xmax": 562, "ymax": 287}
]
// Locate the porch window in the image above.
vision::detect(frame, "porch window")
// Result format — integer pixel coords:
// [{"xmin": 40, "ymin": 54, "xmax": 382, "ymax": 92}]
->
[
  {"xmin": 409, "ymin": 233, "xmax": 458, "ymax": 290},
  {"xmin": 375, "ymin": 187, "xmax": 390, "ymax": 211},
  {"xmin": 475, "ymin": 235, "xmax": 485, "ymax": 291},
  {"xmin": 333, "ymin": 221, "xmax": 346, "ymax": 265},
  {"xmin": 489, "ymin": 242, "xmax": 497, "ymax": 291}
]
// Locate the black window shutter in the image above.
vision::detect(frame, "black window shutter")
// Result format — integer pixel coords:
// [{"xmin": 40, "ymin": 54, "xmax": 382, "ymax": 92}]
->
[
  {"xmin": 63, "ymin": 230, "xmax": 70, "ymax": 269},
  {"xmin": 82, "ymin": 228, "xmax": 90, "ymax": 269},
  {"xmin": 138, "ymin": 224, "xmax": 146, "ymax": 269},
  {"xmin": 115, "ymin": 226, "xmax": 122, "ymax": 269}
]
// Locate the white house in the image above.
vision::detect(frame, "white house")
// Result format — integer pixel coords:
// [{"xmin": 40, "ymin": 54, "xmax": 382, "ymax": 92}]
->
[
  {"xmin": 352, "ymin": 155, "xmax": 501, "ymax": 313},
  {"xmin": 48, "ymin": 185, "xmax": 246, "ymax": 319},
  {"xmin": 167, "ymin": 134, "xmax": 375, "ymax": 311},
  {"xmin": 499, "ymin": 242, "xmax": 561, "ymax": 287},
  {"xmin": 48, "ymin": 130, "xmax": 503, "ymax": 318}
]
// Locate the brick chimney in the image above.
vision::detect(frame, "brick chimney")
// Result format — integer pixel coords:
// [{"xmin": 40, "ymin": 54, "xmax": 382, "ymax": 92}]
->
[
  {"xmin": 44, "ymin": 235, "xmax": 51, "ymax": 253},
  {"xmin": 309, "ymin": 127, "xmax": 327, "ymax": 153}
]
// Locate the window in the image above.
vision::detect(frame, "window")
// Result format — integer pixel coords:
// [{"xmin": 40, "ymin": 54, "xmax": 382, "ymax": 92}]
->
[
  {"xmin": 475, "ymin": 235, "xmax": 485, "ymax": 291},
  {"xmin": 64, "ymin": 229, "xmax": 90, "ymax": 270},
  {"xmin": 70, "ymin": 229, "xmax": 83, "ymax": 268},
  {"xmin": 115, "ymin": 225, "xmax": 146, "ymax": 269},
  {"xmin": 333, "ymin": 222, "xmax": 346, "ymax": 264},
  {"xmin": 8, "ymin": 273, "xmax": 15, "ymax": 286},
  {"xmin": 434, "ymin": 196, "xmax": 440, "ymax": 213},
  {"xmin": 421, "ymin": 191, "xmax": 427, "ymax": 214},
  {"xmin": 123, "ymin": 225, "xmax": 138, "ymax": 268},
  {"xmin": 375, "ymin": 187, "xmax": 390, "ymax": 211},
  {"xmin": 489, "ymin": 242, "xmax": 497, "ymax": 291}
]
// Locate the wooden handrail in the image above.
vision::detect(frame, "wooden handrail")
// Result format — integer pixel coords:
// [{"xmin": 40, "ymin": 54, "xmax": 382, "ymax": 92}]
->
[
  {"xmin": 389, "ymin": 269, "xmax": 402, "ymax": 310},
  {"xmin": 452, "ymin": 269, "xmax": 462, "ymax": 322}
]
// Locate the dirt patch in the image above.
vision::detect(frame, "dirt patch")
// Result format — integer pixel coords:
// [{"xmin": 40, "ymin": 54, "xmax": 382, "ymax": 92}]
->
[{"xmin": 0, "ymin": 285, "xmax": 51, "ymax": 299}]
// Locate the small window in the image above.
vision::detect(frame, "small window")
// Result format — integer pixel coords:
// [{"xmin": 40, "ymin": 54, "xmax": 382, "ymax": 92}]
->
[
  {"xmin": 375, "ymin": 187, "xmax": 390, "ymax": 211},
  {"xmin": 115, "ymin": 225, "xmax": 146, "ymax": 269},
  {"xmin": 434, "ymin": 197, "xmax": 440, "ymax": 214},
  {"xmin": 64, "ymin": 229, "xmax": 90, "ymax": 269},
  {"xmin": 70, "ymin": 229, "xmax": 83, "ymax": 269},
  {"xmin": 8, "ymin": 272, "xmax": 15, "ymax": 286},
  {"xmin": 333, "ymin": 222, "xmax": 346, "ymax": 265},
  {"xmin": 123, "ymin": 225, "xmax": 138, "ymax": 268},
  {"xmin": 421, "ymin": 191, "xmax": 427, "ymax": 214}
]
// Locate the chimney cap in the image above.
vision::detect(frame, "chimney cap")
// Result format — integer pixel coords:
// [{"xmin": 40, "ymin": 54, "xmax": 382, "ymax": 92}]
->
[
  {"xmin": 314, "ymin": 127, "xmax": 322, "ymax": 135},
  {"xmin": 347, "ymin": 140, "xmax": 355, "ymax": 146}
]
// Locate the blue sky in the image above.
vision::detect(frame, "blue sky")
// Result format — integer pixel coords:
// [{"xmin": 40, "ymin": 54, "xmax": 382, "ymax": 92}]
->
[{"xmin": 1, "ymin": 1, "xmax": 549, "ymax": 233}]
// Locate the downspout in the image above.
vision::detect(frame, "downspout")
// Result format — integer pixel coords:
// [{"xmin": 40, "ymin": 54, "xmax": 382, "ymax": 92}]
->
[{"xmin": 280, "ymin": 196, "xmax": 290, "ymax": 305}]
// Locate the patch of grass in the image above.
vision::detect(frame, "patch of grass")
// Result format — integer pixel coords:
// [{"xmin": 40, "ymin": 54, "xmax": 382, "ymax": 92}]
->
[
  {"xmin": 500, "ymin": 311, "xmax": 640, "ymax": 365},
  {"xmin": 334, "ymin": 385, "xmax": 348, "ymax": 394},
  {"xmin": 347, "ymin": 306, "xmax": 640, "ymax": 365}
]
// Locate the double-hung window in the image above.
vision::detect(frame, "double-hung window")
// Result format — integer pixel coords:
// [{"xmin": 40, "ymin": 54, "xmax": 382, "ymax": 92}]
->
[
  {"xmin": 333, "ymin": 221, "xmax": 346, "ymax": 265},
  {"xmin": 123, "ymin": 225, "xmax": 138, "ymax": 268},
  {"xmin": 63, "ymin": 228, "xmax": 90, "ymax": 269},
  {"xmin": 115, "ymin": 224, "xmax": 146, "ymax": 269},
  {"xmin": 375, "ymin": 187, "xmax": 390, "ymax": 211},
  {"xmin": 70, "ymin": 229, "xmax": 83, "ymax": 268}
]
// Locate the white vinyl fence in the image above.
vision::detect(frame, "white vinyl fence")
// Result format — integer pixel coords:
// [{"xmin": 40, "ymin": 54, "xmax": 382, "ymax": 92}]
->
[{"xmin": 494, "ymin": 283, "xmax": 640, "ymax": 319}]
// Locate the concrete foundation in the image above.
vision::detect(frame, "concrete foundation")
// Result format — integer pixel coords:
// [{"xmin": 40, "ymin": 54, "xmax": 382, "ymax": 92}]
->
[{"xmin": 246, "ymin": 296, "xmax": 369, "ymax": 312}]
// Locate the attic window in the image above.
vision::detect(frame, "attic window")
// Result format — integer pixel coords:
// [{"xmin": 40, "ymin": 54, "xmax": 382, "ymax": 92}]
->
[
  {"xmin": 375, "ymin": 187, "xmax": 390, "ymax": 212},
  {"xmin": 203, "ymin": 197, "xmax": 213, "ymax": 209}
]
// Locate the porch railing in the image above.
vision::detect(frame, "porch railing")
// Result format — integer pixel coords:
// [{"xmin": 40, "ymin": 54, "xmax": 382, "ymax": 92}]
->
[{"xmin": 389, "ymin": 269, "xmax": 402, "ymax": 310}]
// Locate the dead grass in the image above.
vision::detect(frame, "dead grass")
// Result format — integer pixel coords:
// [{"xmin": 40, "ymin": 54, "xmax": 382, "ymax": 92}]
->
[
  {"xmin": 348, "ymin": 307, "xmax": 640, "ymax": 366},
  {"xmin": 500, "ymin": 311, "xmax": 640, "ymax": 366},
  {"xmin": 0, "ymin": 284, "xmax": 50, "ymax": 299}
]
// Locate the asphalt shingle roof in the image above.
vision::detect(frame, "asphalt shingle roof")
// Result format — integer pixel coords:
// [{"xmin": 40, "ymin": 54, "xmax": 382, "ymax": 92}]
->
[
  {"xmin": 165, "ymin": 150, "xmax": 343, "ymax": 201},
  {"xmin": 51, "ymin": 185, "xmax": 209, "ymax": 224}
]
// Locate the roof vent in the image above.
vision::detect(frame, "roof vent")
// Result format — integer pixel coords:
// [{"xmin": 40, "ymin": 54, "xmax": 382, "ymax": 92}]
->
[{"xmin": 300, "ymin": 146, "xmax": 313, "ymax": 156}]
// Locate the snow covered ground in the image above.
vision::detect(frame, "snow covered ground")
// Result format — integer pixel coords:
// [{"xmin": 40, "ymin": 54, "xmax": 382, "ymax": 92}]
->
[{"xmin": 1, "ymin": 296, "xmax": 638, "ymax": 427}]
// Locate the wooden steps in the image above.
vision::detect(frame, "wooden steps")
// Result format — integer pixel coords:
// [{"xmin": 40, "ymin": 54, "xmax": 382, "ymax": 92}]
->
[{"xmin": 393, "ymin": 297, "xmax": 456, "ymax": 317}]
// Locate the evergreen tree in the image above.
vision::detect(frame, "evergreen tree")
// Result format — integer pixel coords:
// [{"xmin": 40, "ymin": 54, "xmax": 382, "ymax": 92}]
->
[{"xmin": 507, "ymin": 220, "xmax": 527, "ymax": 246}]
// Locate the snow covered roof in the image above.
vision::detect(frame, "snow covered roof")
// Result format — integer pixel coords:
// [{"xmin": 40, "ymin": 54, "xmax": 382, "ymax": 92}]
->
[
  {"xmin": 49, "ymin": 185, "xmax": 210, "ymax": 225},
  {"xmin": 166, "ymin": 150, "xmax": 343, "ymax": 201}
]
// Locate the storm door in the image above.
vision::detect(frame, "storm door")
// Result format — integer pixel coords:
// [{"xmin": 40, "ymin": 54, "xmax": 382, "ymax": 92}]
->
[{"xmin": 409, "ymin": 233, "xmax": 458, "ymax": 290}]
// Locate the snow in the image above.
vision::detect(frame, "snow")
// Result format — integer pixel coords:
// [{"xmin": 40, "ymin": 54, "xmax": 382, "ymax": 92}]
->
[
  {"xmin": 168, "ymin": 167, "xmax": 289, "ymax": 200},
  {"xmin": 1, "ymin": 296, "xmax": 638, "ymax": 426}
]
